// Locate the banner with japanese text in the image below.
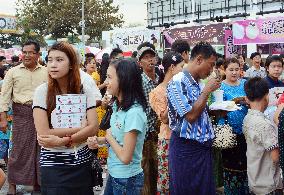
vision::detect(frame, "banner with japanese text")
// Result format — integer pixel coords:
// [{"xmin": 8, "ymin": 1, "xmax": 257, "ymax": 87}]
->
[
  {"xmin": 232, "ymin": 17, "xmax": 284, "ymax": 45},
  {"xmin": 111, "ymin": 28, "xmax": 160, "ymax": 51},
  {"xmin": 225, "ymin": 30, "xmax": 242, "ymax": 57}
]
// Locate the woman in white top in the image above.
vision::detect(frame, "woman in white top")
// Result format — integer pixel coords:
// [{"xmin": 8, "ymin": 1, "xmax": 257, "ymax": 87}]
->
[{"xmin": 33, "ymin": 42, "xmax": 100, "ymax": 195}]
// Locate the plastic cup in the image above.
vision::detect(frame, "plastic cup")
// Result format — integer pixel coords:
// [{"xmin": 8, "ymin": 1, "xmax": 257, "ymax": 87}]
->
[{"xmin": 213, "ymin": 90, "xmax": 224, "ymax": 102}]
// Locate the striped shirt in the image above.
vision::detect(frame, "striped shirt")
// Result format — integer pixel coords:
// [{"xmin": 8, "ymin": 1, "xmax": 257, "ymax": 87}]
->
[
  {"xmin": 167, "ymin": 71, "xmax": 214, "ymax": 143},
  {"xmin": 40, "ymin": 145, "xmax": 93, "ymax": 167}
]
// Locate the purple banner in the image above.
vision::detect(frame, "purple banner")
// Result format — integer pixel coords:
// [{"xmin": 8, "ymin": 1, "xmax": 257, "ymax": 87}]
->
[{"xmin": 164, "ymin": 23, "xmax": 229, "ymax": 46}]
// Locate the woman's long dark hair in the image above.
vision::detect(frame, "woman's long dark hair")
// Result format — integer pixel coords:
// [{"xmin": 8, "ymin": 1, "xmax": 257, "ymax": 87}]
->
[
  {"xmin": 99, "ymin": 53, "xmax": 110, "ymax": 96},
  {"xmin": 110, "ymin": 59, "xmax": 147, "ymax": 112}
]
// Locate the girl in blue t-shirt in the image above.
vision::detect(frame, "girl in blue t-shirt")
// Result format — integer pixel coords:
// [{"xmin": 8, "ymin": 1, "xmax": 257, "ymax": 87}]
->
[{"xmin": 87, "ymin": 59, "xmax": 147, "ymax": 195}]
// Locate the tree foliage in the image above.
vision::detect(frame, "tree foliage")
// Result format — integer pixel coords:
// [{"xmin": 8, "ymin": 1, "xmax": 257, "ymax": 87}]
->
[
  {"xmin": 16, "ymin": 0, "xmax": 124, "ymax": 40},
  {"xmin": 0, "ymin": 32, "xmax": 21, "ymax": 48}
]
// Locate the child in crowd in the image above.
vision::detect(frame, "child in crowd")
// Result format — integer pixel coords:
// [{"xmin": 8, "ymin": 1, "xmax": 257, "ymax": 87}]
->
[
  {"xmin": 87, "ymin": 59, "xmax": 147, "ymax": 194},
  {"xmin": 243, "ymin": 77, "xmax": 283, "ymax": 195}
]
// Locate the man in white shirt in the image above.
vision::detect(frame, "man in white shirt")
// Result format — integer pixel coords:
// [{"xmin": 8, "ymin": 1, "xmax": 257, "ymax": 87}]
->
[{"xmin": 244, "ymin": 52, "xmax": 266, "ymax": 78}]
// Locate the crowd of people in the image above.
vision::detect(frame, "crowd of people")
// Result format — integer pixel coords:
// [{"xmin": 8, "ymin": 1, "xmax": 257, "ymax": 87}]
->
[{"xmin": 0, "ymin": 38, "xmax": 284, "ymax": 195}]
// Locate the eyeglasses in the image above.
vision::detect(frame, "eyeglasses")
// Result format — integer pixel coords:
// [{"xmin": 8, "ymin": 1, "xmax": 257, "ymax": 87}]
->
[{"xmin": 22, "ymin": 51, "xmax": 37, "ymax": 56}]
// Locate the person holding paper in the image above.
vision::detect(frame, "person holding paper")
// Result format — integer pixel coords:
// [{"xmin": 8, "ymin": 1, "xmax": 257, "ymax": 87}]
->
[
  {"xmin": 33, "ymin": 42, "xmax": 100, "ymax": 195},
  {"xmin": 87, "ymin": 59, "xmax": 147, "ymax": 195}
]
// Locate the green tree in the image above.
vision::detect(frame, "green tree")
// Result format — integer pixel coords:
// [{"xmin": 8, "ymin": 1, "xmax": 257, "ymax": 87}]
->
[
  {"xmin": 0, "ymin": 32, "xmax": 22, "ymax": 48},
  {"xmin": 16, "ymin": 0, "xmax": 124, "ymax": 41}
]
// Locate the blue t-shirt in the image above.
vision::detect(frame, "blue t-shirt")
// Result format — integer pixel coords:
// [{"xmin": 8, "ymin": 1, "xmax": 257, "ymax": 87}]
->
[
  {"xmin": 108, "ymin": 102, "xmax": 147, "ymax": 178},
  {"xmin": 219, "ymin": 79, "xmax": 248, "ymax": 134}
]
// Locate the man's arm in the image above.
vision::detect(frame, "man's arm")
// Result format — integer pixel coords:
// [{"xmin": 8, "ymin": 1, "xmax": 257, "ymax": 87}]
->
[
  {"xmin": 168, "ymin": 77, "xmax": 220, "ymax": 124},
  {"xmin": 185, "ymin": 78, "xmax": 221, "ymax": 123},
  {"xmin": 270, "ymin": 148, "xmax": 279, "ymax": 163}
]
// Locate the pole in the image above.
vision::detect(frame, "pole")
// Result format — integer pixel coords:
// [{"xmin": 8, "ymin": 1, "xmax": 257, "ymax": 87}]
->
[{"xmin": 81, "ymin": 0, "xmax": 85, "ymax": 63}]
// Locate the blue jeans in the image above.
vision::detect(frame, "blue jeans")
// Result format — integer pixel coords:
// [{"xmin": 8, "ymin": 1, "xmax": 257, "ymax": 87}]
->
[{"xmin": 104, "ymin": 172, "xmax": 144, "ymax": 195}]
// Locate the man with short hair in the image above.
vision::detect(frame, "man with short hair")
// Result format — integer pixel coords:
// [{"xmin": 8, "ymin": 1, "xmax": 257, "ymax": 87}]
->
[
  {"xmin": 171, "ymin": 39, "xmax": 190, "ymax": 64},
  {"xmin": 244, "ymin": 52, "xmax": 266, "ymax": 78},
  {"xmin": 0, "ymin": 56, "xmax": 7, "ymax": 80},
  {"xmin": 264, "ymin": 55, "xmax": 284, "ymax": 89},
  {"xmin": 110, "ymin": 48, "xmax": 123, "ymax": 61},
  {"xmin": 137, "ymin": 42, "xmax": 163, "ymax": 78},
  {"xmin": 137, "ymin": 43, "xmax": 159, "ymax": 195},
  {"xmin": 0, "ymin": 40, "xmax": 47, "ymax": 194},
  {"xmin": 167, "ymin": 42, "xmax": 220, "ymax": 194}
]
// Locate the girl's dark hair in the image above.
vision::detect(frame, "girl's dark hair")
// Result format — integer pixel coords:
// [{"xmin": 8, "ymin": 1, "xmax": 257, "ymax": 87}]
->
[
  {"xmin": 159, "ymin": 51, "xmax": 183, "ymax": 83},
  {"xmin": 223, "ymin": 57, "xmax": 240, "ymax": 70},
  {"xmin": 110, "ymin": 59, "xmax": 147, "ymax": 112}
]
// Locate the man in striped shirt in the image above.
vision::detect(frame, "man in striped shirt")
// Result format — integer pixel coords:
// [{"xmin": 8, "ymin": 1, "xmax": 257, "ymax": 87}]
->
[{"xmin": 167, "ymin": 42, "xmax": 220, "ymax": 195}]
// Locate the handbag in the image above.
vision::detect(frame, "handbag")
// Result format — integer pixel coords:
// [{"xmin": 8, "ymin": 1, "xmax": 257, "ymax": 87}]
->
[
  {"xmin": 91, "ymin": 150, "xmax": 103, "ymax": 188},
  {"xmin": 99, "ymin": 106, "xmax": 112, "ymax": 130}
]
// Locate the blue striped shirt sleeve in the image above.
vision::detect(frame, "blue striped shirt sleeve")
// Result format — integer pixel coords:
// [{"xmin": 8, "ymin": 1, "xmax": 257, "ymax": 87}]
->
[{"xmin": 167, "ymin": 79, "xmax": 192, "ymax": 117}]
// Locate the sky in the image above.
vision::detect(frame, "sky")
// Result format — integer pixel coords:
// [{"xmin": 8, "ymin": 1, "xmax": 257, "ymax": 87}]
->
[{"xmin": 0, "ymin": 0, "xmax": 147, "ymax": 26}]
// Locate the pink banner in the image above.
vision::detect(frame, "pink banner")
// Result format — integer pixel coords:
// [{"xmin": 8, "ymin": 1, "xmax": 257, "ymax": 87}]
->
[
  {"xmin": 232, "ymin": 17, "xmax": 284, "ymax": 45},
  {"xmin": 225, "ymin": 30, "xmax": 242, "ymax": 58}
]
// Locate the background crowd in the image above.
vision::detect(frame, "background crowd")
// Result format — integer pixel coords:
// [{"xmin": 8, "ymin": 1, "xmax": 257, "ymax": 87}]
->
[{"xmin": 0, "ymin": 39, "xmax": 284, "ymax": 195}]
